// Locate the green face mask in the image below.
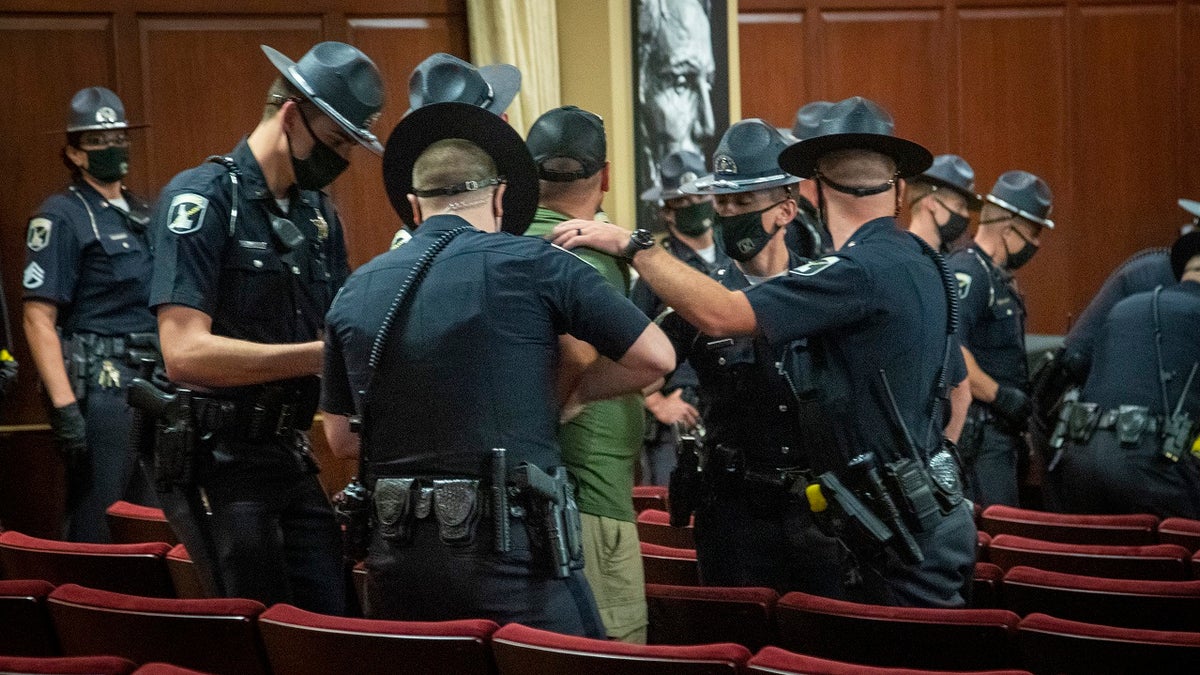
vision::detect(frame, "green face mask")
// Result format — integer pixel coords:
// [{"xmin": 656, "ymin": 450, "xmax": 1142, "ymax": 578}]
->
[
  {"xmin": 672, "ymin": 200, "xmax": 715, "ymax": 237},
  {"xmin": 84, "ymin": 146, "xmax": 129, "ymax": 183}
]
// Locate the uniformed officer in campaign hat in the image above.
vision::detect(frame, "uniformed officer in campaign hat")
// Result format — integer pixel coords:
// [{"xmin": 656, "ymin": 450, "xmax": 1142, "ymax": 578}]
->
[
  {"xmin": 552, "ymin": 96, "xmax": 977, "ymax": 607},
  {"xmin": 948, "ymin": 169, "xmax": 1054, "ymax": 508},
  {"xmin": 147, "ymin": 41, "xmax": 384, "ymax": 613},
  {"xmin": 907, "ymin": 154, "xmax": 981, "ymax": 253},
  {"xmin": 23, "ymin": 86, "xmax": 158, "ymax": 543}
]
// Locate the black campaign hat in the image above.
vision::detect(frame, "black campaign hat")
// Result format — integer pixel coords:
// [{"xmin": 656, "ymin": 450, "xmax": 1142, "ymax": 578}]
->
[
  {"xmin": 682, "ymin": 119, "xmax": 800, "ymax": 195},
  {"xmin": 262, "ymin": 42, "xmax": 385, "ymax": 155},
  {"xmin": 915, "ymin": 154, "xmax": 982, "ymax": 210},
  {"xmin": 985, "ymin": 170, "xmax": 1054, "ymax": 229},
  {"xmin": 640, "ymin": 150, "xmax": 706, "ymax": 202},
  {"xmin": 408, "ymin": 53, "xmax": 521, "ymax": 116},
  {"xmin": 526, "ymin": 106, "xmax": 606, "ymax": 182},
  {"xmin": 66, "ymin": 87, "xmax": 146, "ymax": 133},
  {"xmin": 778, "ymin": 96, "xmax": 932, "ymax": 179},
  {"xmin": 791, "ymin": 100, "xmax": 834, "ymax": 142},
  {"xmin": 1170, "ymin": 230, "xmax": 1200, "ymax": 280},
  {"xmin": 382, "ymin": 102, "xmax": 538, "ymax": 235}
]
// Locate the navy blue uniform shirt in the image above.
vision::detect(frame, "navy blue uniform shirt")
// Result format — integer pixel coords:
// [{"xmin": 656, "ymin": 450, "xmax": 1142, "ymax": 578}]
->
[
  {"xmin": 745, "ymin": 217, "xmax": 961, "ymax": 463},
  {"xmin": 149, "ymin": 138, "xmax": 349, "ymax": 357},
  {"xmin": 948, "ymin": 246, "xmax": 1027, "ymax": 390},
  {"xmin": 1083, "ymin": 281, "xmax": 1200, "ymax": 413},
  {"xmin": 322, "ymin": 214, "xmax": 652, "ymax": 479},
  {"xmin": 23, "ymin": 179, "xmax": 155, "ymax": 336}
]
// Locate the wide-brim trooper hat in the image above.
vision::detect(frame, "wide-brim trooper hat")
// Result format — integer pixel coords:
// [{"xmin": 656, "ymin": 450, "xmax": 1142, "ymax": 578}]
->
[
  {"xmin": 1170, "ymin": 230, "xmax": 1200, "ymax": 280},
  {"xmin": 66, "ymin": 86, "xmax": 147, "ymax": 133},
  {"xmin": 382, "ymin": 102, "xmax": 538, "ymax": 235},
  {"xmin": 262, "ymin": 42, "xmax": 385, "ymax": 155},
  {"xmin": 640, "ymin": 149, "xmax": 707, "ymax": 202},
  {"xmin": 791, "ymin": 100, "xmax": 834, "ymax": 143},
  {"xmin": 408, "ymin": 53, "xmax": 521, "ymax": 116},
  {"xmin": 778, "ymin": 96, "xmax": 933, "ymax": 180},
  {"xmin": 681, "ymin": 120, "xmax": 801, "ymax": 195},
  {"xmin": 985, "ymin": 170, "xmax": 1054, "ymax": 229},
  {"xmin": 916, "ymin": 154, "xmax": 983, "ymax": 210}
]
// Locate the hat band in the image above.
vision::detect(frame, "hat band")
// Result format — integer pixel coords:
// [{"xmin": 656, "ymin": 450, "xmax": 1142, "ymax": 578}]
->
[
  {"xmin": 288, "ymin": 65, "xmax": 380, "ymax": 145},
  {"xmin": 819, "ymin": 173, "xmax": 895, "ymax": 197},
  {"xmin": 985, "ymin": 193, "xmax": 1053, "ymax": 228},
  {"xmin": 413, "ymin": 176, "xmax": 504, "ymax": 198},
  {"xmin": 693, "ymin": 172, "xmax": 793, "ymax": 191}
]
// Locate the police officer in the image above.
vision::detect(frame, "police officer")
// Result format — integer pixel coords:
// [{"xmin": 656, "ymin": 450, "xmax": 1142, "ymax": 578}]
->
[
  {"xmin": 906, "ymin": 154, "xmax": 980, "ymax": 254},
  {"xmin": 1051, "ymin": 230, "xmax": 1200, "ymax": 518},
  {"xmin": 634, "ymin": 149, "xmax": 724, "ymax": 486},
  {"xmin": 389, "ymin": 52, "xmax": 522, "ymax": 251},
  {"xmin": 783, "ymin": 100, "xmax": 834, "ymax": 259},
  {"xmin": 554, "ymin": 96, "xmax": 977, "ymax": 608},
  {"xmin": 662, "ymin": 119, "xmax": 845, "ymax": 596},
  {"xmin": 147, "ymin": 42, "xmax": 384, "ymax": 614},
  {"xmin": 0, "ymin": 261, "xmax": 17, "ymax": 412},
  {"xmin": 320, "ymin": 101, "xmax": 673, "ymax": 634},
  {"xmin": 949, "ymin": 171, "xmax": 1055, "ymax": 507},
  {"xmin": 22, "ymin": 86, "xmax": 157, "ymax": 542}
]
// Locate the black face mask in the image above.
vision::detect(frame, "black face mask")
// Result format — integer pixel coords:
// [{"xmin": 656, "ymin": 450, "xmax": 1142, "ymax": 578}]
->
[
  {"xmin": 288, "ymin": 106, "xmax": 349, "ymax": 191},
  {"xmin": 932, "ymin": 198, "xmax": 970, "ymax": 244},
  {"xmin": 673, "ymin": 200, "xmax": 715, "ymax": 237},
  {"xmin": 1005, "ymin": 226, "xmax": 1039, "ymax": 270},
  {"xmin": 717, "ymin": 199, "xmax": 785, "ymax": 262},
  {"xmin": 84, "ymin": 146, "xmax": 129, "ymax": 183}
]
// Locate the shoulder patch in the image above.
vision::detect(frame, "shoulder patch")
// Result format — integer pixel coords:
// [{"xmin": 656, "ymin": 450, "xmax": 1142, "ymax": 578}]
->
[
  {"xmin": 389, "ymin": 228, "xmax": 412, "ymax": 250},
  {"xmin": 790, "ymin": 256, "xmax": 841, "ymax": 277},
  {"xmin": 26, "ymin": 217, "xmax": 52, "ymax": 251},
  {"xmin": 166, "ymin": 193, "xmax": 209, "ymax": 235},
  {"xmin": 955, "ymin": 271, "xmax": 972, "ymax": 299},
  {"xmin": 23, "ymin": 262, "xmax": 45, "ymax": 289}
]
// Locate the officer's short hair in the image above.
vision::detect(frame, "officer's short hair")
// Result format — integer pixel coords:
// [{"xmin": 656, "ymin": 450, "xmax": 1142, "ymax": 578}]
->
[
  {"xmin": 817, "ymin": 149, "xmax": 897, "ymax": 187},
  {"xmin": 413, "ymin": 138, "xmax": 499, "ymax": 209},
  {"xmin": 262, "ymin": 76, "xmax": 306, "ymax": 122},
  {"xmin": 907, "ymin": 180, "xmax": 936, "ymax": 207}
]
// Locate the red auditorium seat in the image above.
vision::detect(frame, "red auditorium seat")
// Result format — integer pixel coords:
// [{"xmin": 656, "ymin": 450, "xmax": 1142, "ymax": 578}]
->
[
  {"xmin": 774, "ymin": 590, "xmax": 1021, "ymax": 671},
  {"xmin": 987, "ymin": 533, "xmax": 1191, "ymax": 580},
  {"xmin": 633, "ymin": 485, "xmax": 669, "ymax": 513},
  {"xmin": 971, "ymin": 562, "xmax": 1004, "ymax": 609},
  {"xmin": 746, "ymin": 646, "xmax": 1035, "ymax": 675},
  {"xmin": 1002, "ymin": 565, "xmax": 1200, "ymax": 631},
  {"xmin": 979, "ymin": 505, "xmax": 1158, "ymax": 545},
  {"xmin": 47, "ymin": 583, "xmax": 269, "ymax": 675},
  {"xmin": 977, "ymin": 530, "xmax": 991, "ymax": 562},
  {"xmin": 0, "ymin": 655, "xmax": 136, "ymax": 674},
  {"xmin": 132, "ymin": 665, "xmax": 215, "ymax": 675},
  {"xmin": 164, "ymin": 545, "xmax": 207, "ymax": 599},
  {"xmin": 1157, "ymin": 516, "xmax": 1200, "ymax": 552},
  {"xmin": 258, "ymin": 603, "xmax": 497, "ymax": 675},
  {"xmin": 0, "ymin": 579, "xmax": 58, "ymax": 656},
  {"xmin": 104, "ymin": 502, "xmax": 178, "ymax": 547},
  {"xmin": 636, "ymin": 509, "xmax": 695, "ymax": 549},
  {"xmin": 644, "ymin": 583, "xmax": 777, "ymax": 650},
  {"xmin": 490, "ymin": 622, "xmax": 750, "ymax": 674},
  {"xmin": 0, "ymin": 531, "xmax": 173, "ymax": 597},
  {"xmin": 640, "ymin": 542, "xmax": 700, "ymax": 586},
  {"xmin": 1017, "ymin": 612, "xmax": 1200, "ymax": 674}
]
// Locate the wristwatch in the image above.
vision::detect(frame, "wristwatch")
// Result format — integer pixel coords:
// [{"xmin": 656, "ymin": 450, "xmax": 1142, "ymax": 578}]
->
[{"xmin": 620, "ymin": 228, "xmax": 655, "ymax": 261}]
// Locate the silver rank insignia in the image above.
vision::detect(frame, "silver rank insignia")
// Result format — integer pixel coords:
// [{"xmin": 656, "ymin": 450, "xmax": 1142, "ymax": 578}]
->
[
  {"xmin": 311, "ymin": 213, "xmax": 329, "ymax": 241},
  {"xmin": 98, "ymin": 359, "xmax": 121, "ymax": 388},
  {"xmin": 955, "ymin": 272, "xmax": 972, "ymax": 299},
  {"xmin": 23, "ymin": 262, "xmax": 45, "ymax": 289},
  {"xmin": 27, "ymin": 217, "xmax": 52, "ymax": 251}
]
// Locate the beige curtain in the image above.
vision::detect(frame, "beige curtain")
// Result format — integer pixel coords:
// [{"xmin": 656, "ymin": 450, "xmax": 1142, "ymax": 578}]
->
[{"xmin": 466, "ymin": 0, "xmax": 560, "ymax": 136}]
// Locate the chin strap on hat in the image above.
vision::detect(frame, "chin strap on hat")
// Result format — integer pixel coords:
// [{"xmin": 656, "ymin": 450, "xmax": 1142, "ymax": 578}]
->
[
  {"xmin": 815, "ymin": 171, "xmax": 903, "ymax": 224},
  {"xmin": 413, "ymin": 177, "xmax": 504, "ymax": 198}
]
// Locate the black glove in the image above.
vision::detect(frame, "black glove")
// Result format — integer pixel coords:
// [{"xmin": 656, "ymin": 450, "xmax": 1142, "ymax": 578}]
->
[
  {"xmin": 49, "ymin": 402, "xmax": 92, "ymax": 506},
  {"xmin": 0, "ymin": 353, "xmax": 16, "ymax": 399},
  {"xmin": 991, "ymin": 386, "xmax": 1031, "ymax": 434}
]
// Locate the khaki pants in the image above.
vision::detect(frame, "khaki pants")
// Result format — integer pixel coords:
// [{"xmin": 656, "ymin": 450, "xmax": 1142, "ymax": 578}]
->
[{"xmin": 579, "ymin": 513, "xmax": 648, "ymax": 643}]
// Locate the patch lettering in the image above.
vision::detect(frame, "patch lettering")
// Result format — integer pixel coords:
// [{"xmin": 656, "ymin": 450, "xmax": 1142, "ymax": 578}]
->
[
  {"xmin": 955, "ymin": 272, "xmax": 972, "ymax": 299},
  {"xmin": 166, "ymin": 194, "xmax": 209, "ymax": 235},
  {"xmin": 23, "ymin": 262, "xmax": 45, "ymax": 289},
  {"xmin": 790, "ymin": 256, "xmax": 840, "ymax": 277},
  {"xmin": 27, "ymin": 218, "xmax": 52, "ymax": 251}
]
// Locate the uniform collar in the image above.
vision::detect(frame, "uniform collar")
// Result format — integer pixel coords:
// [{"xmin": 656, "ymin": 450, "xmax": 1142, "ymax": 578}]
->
[
  {"xmin": 228, "ymin": 138, "xmax": 317, "ymax": 208},
  {"xmin": 841, "ymin": 216, "xmax": 898, "ymax": 249},
  {"xmin": 416, "ymin": 213, "xmax": 477, "ymax": 234}
]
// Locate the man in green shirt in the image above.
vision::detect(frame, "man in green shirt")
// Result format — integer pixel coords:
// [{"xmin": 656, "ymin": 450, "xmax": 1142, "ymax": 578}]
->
[{"xmin": 524, "ymin": 106, "xmax": 649, "ymax": 643}]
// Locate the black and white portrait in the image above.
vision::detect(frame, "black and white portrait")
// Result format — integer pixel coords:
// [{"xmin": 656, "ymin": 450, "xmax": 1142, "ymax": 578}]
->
[{"xmin": 633, "ymin": 0, "xmax": 729, "ymax": 228}]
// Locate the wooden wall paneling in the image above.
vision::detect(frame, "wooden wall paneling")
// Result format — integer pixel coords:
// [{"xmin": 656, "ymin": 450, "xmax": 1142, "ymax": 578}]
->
[
  {"xmin": 957, "ymin": 7, "xmax": 1070, "ymax": 333},
  {"xmin": 0, "ymin": 16, "xmax": 115, "ymax": 425},
  {"xmin": 1071, "ymin": 4, "xmax": 1179, "ymax": 327},
  {"xmin": 335, "ymin": 15, "xmax": 469, "ymax": 266},
  {"xmin": 138, "ymin": 17, "xmax": 322, "ymax": 197},
  {"xmin": 817, "ymin": 9, "xmax": 950, "ymax": 155},
  {"xmin": 737, "ymin": 11, "xmax": 806, "ymax": 130},
  {"xmin": 1181, "ymin": 3, "xmax": 1200, "ymax": 202}
]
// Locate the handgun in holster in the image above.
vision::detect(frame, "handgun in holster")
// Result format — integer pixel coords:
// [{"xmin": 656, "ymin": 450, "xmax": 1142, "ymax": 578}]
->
[
  {"xmin": 668, "ymin": 424, "xmax": 706, "ymax": 527},
  {"xmin": 128, "ymin": 376, "xmax": 198, "ymax": 493},
  {"xmin": 332, "ymin": 477, "xmax": 371, "ymax": 562},
  {"xmin": 1046, "ymin": 389, "xmax": 1081, "ymax": 472},
  {"xmin": 65, "ymin": 335, "xmax": 91, "ymax": 401},
  {"xmin": 512, "ymin": 463, "xmax": 581, "ymax": 579}
]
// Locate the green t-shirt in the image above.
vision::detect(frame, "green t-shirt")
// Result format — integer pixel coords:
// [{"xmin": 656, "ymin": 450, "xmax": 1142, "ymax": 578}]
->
[{"xmin": 525, "ymin": 207, "xmax": 643, "ymax": 522}]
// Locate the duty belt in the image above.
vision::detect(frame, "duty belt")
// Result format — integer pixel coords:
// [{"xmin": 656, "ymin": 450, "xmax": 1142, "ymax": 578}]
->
[
  {"xmin": 1062, "ymin": 401, "xmax": 1162, "ymax": 446},
  {"xmin": 69, "ymin": 332, "xmax": 159, "ymax": 359},
  {"xmin": 190, "ymin": 391, "xmax": 311, "ymax": 442},
  {"xmin": 708, "ymin": 444, "xmax": 813, "ymax": 491}
]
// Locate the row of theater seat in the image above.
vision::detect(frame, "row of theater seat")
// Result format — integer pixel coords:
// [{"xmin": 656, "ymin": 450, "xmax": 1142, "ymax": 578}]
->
[{"xmin": 4, "ymin": 579, "xmax": 1200, "ymax": 674}]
